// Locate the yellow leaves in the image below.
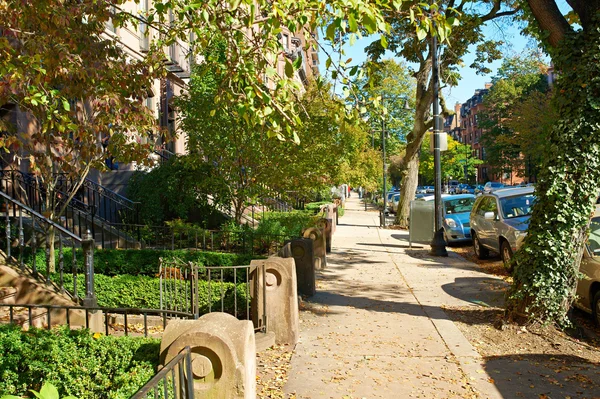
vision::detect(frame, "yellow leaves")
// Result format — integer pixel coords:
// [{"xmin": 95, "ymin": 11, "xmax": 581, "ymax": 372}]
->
[{"xmin": 92, "ymin": 332, "xmax": 102, "ymax": 339}]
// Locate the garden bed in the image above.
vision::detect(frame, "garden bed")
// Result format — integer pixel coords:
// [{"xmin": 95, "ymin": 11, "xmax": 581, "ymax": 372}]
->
[{"xmin": 0, "ymin": 324, "xmax": 160, "ymax": 399}]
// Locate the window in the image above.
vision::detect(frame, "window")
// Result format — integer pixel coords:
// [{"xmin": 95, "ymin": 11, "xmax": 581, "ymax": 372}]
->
[
  {"xmin": 444, "ymin": 197, "xmax": 476, "ymax": 215},
  {"xmin": 282, "ymin": 34, "xmax": 289, "ymax": 51},
  {"xmin": 478, "ymin": 197, "xmax": 498, "ymax": 216},
  {"xmin": 145, "ymin": 97, "xmax": 154, "ymax": 113},
  {"xmin": 588, "ymin": 217, "xmax": 600, "ymax": 255},
  {"xmin": 106, "ymin": 5, "xmax": 117, "ymax": 33},
  {"xmin": 499, "ymin": 194, "xmax": 535, "ymax": 219},
  {"xmin": 139, "ymin": 0, "xmax": 149, "ymax": 51}
]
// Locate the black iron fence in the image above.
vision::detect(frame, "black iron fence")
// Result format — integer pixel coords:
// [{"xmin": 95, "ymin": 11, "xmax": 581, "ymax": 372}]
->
[
  {"xmin": 158, "ymin": 259, "xmax": 267, "ymax": 332},
  {"xmin": 0, "ymin": 303, "xmax": 195, "ymax": 337},
  {"xmin": 131, "ymin": 346, "xmax": 195, "ymax": 399},
  {"xmin": 0, "ymin": 190, "xmax": 96, "ymax": 305},
  {"xmin": 0, "ymin": 170, "xmax": 142, "ymax": 249},
  {"xmin": 112, "ymin": 223, "xmax": 296, "ymax": 255}
]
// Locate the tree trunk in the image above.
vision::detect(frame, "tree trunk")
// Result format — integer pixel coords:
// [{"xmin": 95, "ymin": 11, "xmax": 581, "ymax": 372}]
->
[
  {"xmin": 507, "ymin": 27, "xmax": 600, "ymax": 325},
  {"xmin": 395, "ymin": 154, "xmax": 419, "ymax": 227},
  {"xmin": 395, "ymin": 55, "xmax": 433, "ymax": 228}
]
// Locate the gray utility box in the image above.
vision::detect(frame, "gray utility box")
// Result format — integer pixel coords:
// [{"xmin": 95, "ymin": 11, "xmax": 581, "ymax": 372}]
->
[{"xmin": 409, "ymin": 200, "xmax": 435, "ymax": 247}]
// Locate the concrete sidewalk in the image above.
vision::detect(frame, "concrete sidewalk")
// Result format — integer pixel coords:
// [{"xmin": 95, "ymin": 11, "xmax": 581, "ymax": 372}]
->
[{"xmin": 284, "ymin": 196, "xmax": 505, "ymax": 399}]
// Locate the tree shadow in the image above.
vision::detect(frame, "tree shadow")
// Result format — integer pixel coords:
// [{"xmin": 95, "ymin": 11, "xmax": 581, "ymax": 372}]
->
[
  {"xmin": 355, "ymin": 242, "xmax": 418, "ymax": 249},
  {"xmin": 482, "ymin": 354, "xmax": 600, "ymax": 398},
  {"xmin": 441, "ymin": 276, "xmax": 508, "ymax": 309},
  {"xmin": 301, "ymin": 276, "xmax": 505, "ymax": 324}
]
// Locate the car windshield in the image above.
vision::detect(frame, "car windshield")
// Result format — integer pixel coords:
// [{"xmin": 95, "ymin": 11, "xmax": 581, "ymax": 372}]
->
[
  {"xmin": 444, "ymin": 197, "xmax": 475, "ymax": 214},
  {"xmin": 490, "ymin": 182, "xmax": 503, "ymax": 188},
  {"xmin": 588, "ymin": 217, "xmax": 600, "ymax": 256},
  {"xmin": 499, "ymin": 194, "xmax": 535, "ymax": 219}
]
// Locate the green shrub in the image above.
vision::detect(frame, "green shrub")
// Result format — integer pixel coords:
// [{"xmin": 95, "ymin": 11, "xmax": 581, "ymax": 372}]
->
[
  {"xmin": 126, "ymin": 156, "xmax": 228, "ymax": 228},
  {"xmin": 258, "ymin": 211, "xmax": 319, "ymax": 237},
  {"xmin": 23, "ymin": 249, "xmax": 258, "ymax": 277},
  {"xmin": 304, "ymin": 201, "xmax": 331, "ymax": 213},
  {"xmin": 0, "ymin": 325, "xmax": 159, "ymax": 399},
  {"xmin": 55, "ymin": 274, "xmax": 249, "ymax": 313}
]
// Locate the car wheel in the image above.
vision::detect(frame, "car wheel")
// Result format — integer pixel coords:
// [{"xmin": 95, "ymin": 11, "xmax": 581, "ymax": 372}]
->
[
  {"xmin": 501, "ymin": 240, "xmax": 514, "ymax": 272},
  {"xmin": 472, "ymin": 232, "xmax": 489, "ymax": 259},
  {"xmin": 593, "ymin": 291, "xmax": 600, "ymax": 326}
]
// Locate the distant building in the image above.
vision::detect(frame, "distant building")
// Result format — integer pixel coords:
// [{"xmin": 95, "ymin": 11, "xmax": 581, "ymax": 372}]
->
[{"xmin": 459, "ymin": 85, "xmax": 490, "ymax": 184}]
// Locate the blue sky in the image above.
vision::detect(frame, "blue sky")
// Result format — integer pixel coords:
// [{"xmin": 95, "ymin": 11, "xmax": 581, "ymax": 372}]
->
[{"xmin": 318, "ymin": 1, "xmax": 571, "ymax": 107}]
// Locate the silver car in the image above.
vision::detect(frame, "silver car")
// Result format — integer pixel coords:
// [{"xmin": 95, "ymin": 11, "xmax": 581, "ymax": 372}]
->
[
  {"xmin": 576, "ymin": 214, "xmax": 600, "ymax": 325},
  {"xmin": 469, "ymin": 186, "xmax": 535, "ymax": 269}
]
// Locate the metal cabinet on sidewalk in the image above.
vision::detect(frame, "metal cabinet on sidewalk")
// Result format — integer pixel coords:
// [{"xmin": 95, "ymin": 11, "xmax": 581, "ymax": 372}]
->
[{"xmin": 409, "ymin": 200, "xmax": 435, "ymax": 247}]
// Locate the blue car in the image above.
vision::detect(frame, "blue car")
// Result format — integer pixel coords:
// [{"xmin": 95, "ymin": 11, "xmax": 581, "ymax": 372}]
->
[
  {"xmin": 442, "ymin": 195, "xmax": 476, "ymax": 243},
  {"xmin": 418, "ymin": 194, "xmax": 476, "ymax": 243}
]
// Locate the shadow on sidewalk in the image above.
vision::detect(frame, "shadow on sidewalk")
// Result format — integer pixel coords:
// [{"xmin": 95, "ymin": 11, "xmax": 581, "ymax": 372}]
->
[
  {"xmin": 441, "ymin": 277, "xmax": 508, "ymax": 308},
  {"xmin": 303, "ymin": 276, "xmax": 505, "ymax": 323},
  {"xmin": 356, "ymin": 242, "xmax": 420, "ymax": 249},
  {"xmin": 482, "ymin": 354, "xmax": 600, "ymax": 398}
]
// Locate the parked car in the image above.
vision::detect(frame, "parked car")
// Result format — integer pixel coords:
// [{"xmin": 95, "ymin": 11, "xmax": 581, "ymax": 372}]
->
[
  {"xmin": 483, "ymin": 181, "xmax": 505, "ymax": 193},
  {"xmin": 474, "ymin": 184, "xmax": 485, "ymax": 195},
  {"xmin": 576, "ymin": 215, "xmax": 600, "ymax": 325},
  {"xmin": 458, "ymin": 184, "xmax": 475, "ymax": 194},
  {"xmin": 385, "ymin": 191, "xmax": 399, "ymax": 213},
  {"xmin": 418, "ymin": 194, "xmax": 475, "ymax": 243},
  {"xmin": 469, "ymin": 186, "xmax": 536, "ymax": 269},
  {"xmin": 390, "ymin": 193, "xmax": 401, "ymax": 214},
  {"xmin": 416, "ymin": 186, "xmax": 428, "ymax": 194},
  {"xmin": 386, "ymin": 190, "xmax": 399, "ymax": 203},
  {"xmin": 425, "ymin": 186, "xmax": 435, "ymax": 193},
  {"xmin": 448, "ymin": 180, "xmax": 460, "ymax": 194}
]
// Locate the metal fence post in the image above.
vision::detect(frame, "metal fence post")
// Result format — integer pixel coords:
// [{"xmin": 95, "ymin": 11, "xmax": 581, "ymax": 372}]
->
[{"xmin": 82, "ymin": 230, "xmax": 97, "ymax": 307}]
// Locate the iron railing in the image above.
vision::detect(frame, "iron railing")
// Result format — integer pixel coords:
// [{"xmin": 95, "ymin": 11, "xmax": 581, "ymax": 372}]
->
[
  {"xmin": 131, "ymin": 347, "xmax": 195, "ymax": 399},
  {"xmin": 112, "ymin": 224, "xmax": 296, "ymax": 254},
  {"xmin": 0, "ymin": 170, "xmax": 142, "ymax": 249},
  {"xmin": 158, "ymin": 259, "xmax": 267, "ymax": 332},
  {"xmin": 0, "ymin": 303, "xmax": 195, "ymax": 337},
  {"xmin": 0, "ymin": 190, "xmax": 96, "ymax": 305}
]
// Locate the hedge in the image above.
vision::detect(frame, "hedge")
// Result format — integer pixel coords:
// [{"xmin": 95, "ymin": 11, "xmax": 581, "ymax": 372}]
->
[
  {"xmin": 54, "ymin": 274, "xmax": 249, "ymax": 313},
  {"xmin": 22, "ymin": 249, "xmax": 258, "ymax": 277},
  {"xmin": 304, "ymin": 201, "xmax": 331, "ymax": 213},
  {"xmin": 0, "ymin": 324, "xmax": 159, "ymax": 399},
  {"xmin": 257, "ymin": 211, "xmax": 319, "ymax": 237}
]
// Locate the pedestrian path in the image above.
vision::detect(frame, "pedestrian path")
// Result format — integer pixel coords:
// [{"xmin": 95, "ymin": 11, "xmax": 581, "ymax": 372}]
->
[{"xmin": 284, "ymin": 196, "xmax": 503, "ymax": 399}]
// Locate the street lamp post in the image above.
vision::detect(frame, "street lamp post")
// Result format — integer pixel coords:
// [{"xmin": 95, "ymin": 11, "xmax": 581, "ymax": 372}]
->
[
  {"xmin": 429, "ymin": 20, "xmax": 448, "ymax": 257},
  {"xmin": 381, "ymin": 116, "xmax": 387, "ymax": 227}
]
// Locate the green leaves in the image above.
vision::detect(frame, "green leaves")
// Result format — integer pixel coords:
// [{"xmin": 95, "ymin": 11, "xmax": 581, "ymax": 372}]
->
[{"xmin": 0, "ymin": 325, "xmax": 159, "ymax": 399}]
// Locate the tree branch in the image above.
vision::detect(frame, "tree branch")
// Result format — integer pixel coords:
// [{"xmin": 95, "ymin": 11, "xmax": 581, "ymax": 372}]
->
[{"xmin": 481, "ymin": 0, "xmax": 520, "ymax": 22}]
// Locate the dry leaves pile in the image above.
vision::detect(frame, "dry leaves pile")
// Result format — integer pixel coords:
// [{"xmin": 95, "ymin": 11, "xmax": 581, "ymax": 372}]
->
[{"xmin": 256, "ymin": 345, "xmax": 296, "ymax": 399}]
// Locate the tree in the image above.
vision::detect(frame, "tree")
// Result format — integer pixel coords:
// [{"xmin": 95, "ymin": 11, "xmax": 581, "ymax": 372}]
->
[
  {"xmin": 478, "ymin": 53, "xmax": 549, "ymax": 182},
  {"xmin": 147, "ymin": 0, "xmax": 447, "ymax": 143},
  {"xmin": 0, "ymin": 0, "xmax": 161, "ymax": 270},
  {"xmin": 178, "ymin": 48, "xmax": 364, "ymax": 222},
  {"xmin": 363, "ymin": 0, "xmax": 519, "ymax": 227},
  {"xmin": 507, "ymin": 90, "xmax": 557, "ymax": 182},
  {"xmin": 504, "ymin": 0, "xmax": 600, "ymax": 325},
  {"xmin": 419, "ymin": 134, "xmax": 482, "ymax": 184},
  {"xmin": 356, "ymin": 59, "xmax": 416, "ymax": 156}
]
